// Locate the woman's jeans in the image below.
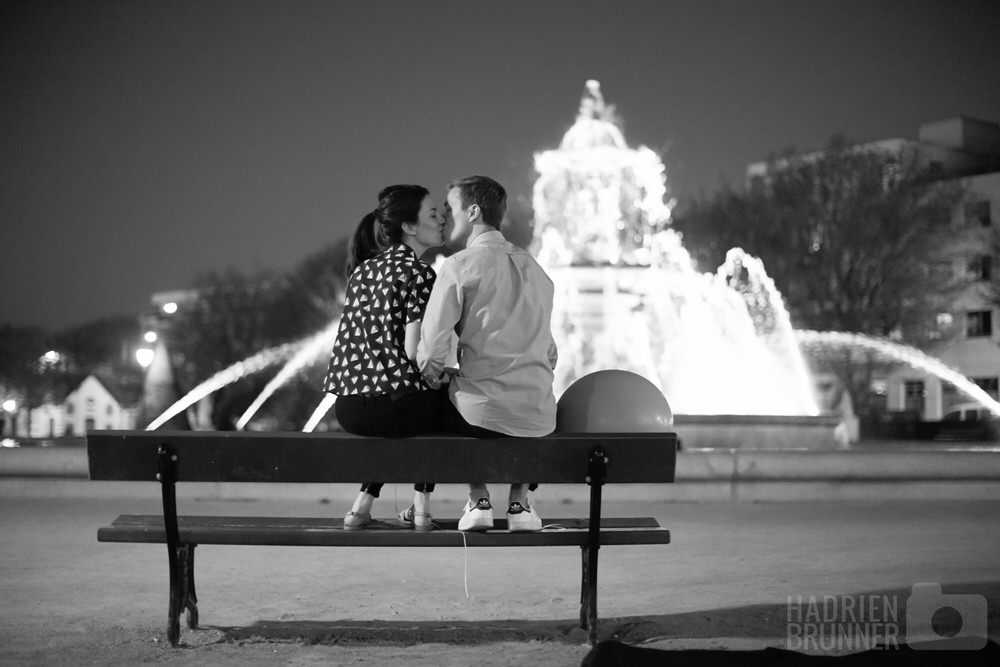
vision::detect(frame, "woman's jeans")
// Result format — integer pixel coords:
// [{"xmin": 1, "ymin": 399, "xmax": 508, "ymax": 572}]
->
[{"xmin": 334, "ymin": 389, "xmax": 441, "ymax": 496}]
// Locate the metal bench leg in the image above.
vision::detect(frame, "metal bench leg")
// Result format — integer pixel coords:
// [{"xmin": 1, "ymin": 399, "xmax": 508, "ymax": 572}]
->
[
  {"xmin": 181, "ymin": 544, "xmax": 199, "ymax": 629},
  {"xmin": 582, "ymin": 539, "xmax": 600, "ymax": 644},
  {"xmin": 579, "ymin": 546, "xmax": 588, "ymax": 629},
  {"xmin": 582, "ymin": 446, "xmax": 607, "ymax": 646},
  {"xmin": 165, "ymin": 548, "xmax": 182, "ymax": 646},
  {"xmin": 158, "ymin": 445, "xmax": 183, "ymax": 646}
]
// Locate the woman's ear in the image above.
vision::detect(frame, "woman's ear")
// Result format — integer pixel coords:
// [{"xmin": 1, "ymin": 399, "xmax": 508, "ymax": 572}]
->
[{"xmin": 401, "ymin": 221, "xmax": 417, "ymax": 237}]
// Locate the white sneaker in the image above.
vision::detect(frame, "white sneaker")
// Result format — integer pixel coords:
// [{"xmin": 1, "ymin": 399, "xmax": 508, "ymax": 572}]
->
[
  {"xmin": 458, "ymin": 498, "xmax": 494, "ymax": 531},
  {"xmin": 506, "ymin": 501, "xmax": 542, "ymax": 532}
]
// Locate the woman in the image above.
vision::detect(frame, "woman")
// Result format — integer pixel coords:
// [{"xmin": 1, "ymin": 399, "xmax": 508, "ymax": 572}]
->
[{"xmin": 323, "ymin": 184, "xmax": 446, "ymax": 530}]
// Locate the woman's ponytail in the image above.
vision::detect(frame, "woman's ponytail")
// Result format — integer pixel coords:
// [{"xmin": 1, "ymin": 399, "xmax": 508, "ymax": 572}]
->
[{"xmin": 347, "ymin": 211, "xmax": 381, "ymax": 277}]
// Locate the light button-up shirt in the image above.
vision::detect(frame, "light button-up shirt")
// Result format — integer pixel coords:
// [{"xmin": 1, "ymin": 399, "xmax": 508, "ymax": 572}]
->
[{"xmin": 417, "ymin": 230, "xmax": 558, "ymax": 437}]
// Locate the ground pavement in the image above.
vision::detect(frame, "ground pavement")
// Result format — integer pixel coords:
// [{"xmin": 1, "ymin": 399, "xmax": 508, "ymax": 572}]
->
[{"xmin": 1, "ymin": 483, "xmax": 998, "ymax": 666}]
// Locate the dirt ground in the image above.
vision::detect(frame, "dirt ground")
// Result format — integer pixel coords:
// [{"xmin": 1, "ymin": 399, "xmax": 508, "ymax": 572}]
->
[{"xmin": 1, "ymin": 484, "xmax": 998, "ymax": 666}]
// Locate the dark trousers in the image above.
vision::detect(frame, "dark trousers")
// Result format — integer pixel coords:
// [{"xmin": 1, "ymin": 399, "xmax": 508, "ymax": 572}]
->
[
  {"xmin": 335, "ymin": 390, "xmax": 441, "ymax": 496},
  {"xmin": 439, "ymin": 394, "xmax": 538, "ymax": 492}
]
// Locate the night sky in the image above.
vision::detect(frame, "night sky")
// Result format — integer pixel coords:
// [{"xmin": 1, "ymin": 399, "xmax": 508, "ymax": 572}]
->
[{"xmin": 3, "ymin": 0, "xmax": 998, "ymax": 331}]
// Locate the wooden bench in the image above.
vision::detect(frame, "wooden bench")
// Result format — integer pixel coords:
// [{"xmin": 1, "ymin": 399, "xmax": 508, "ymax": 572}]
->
[{"xmin": 87, "ymin": 429, "xmax": 677, "ymax": 646}]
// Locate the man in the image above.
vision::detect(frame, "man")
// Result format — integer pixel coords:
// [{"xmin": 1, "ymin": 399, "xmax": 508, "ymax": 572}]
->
[{"xmin": 417, "ymin": 175, "xmax": 558, "ymax": 532}]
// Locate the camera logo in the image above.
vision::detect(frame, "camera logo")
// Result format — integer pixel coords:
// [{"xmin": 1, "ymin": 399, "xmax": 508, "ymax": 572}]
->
[{"xmin": 906, "ymin": 583, "xmax": 987, "ymax": 650}]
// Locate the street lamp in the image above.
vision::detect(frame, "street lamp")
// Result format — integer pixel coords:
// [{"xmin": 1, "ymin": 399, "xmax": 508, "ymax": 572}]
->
[
  {"xmin": 2, "ymin": 399, "xmax": 17, "ymax": 442},
  {"xmin": 136, "ymin": 347, "xmax": 155, "ymax": 368}
]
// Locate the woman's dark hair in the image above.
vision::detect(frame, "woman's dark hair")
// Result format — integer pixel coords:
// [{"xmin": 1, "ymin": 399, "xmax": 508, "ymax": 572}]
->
[{"xmin": 347, "ymin": 184, "xmax": 430, "ymax": 276}]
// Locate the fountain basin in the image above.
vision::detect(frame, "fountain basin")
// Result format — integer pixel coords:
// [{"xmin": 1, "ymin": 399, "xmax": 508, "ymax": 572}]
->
[{"xmin": 673, "ymin": 414, "xmax": 843, "ymax": 449}]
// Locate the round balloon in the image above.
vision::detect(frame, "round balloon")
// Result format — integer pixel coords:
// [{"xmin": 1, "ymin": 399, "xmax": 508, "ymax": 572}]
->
[{"xmin": 556, "ymin": 370, "xmax": 673, "ymax": 432}]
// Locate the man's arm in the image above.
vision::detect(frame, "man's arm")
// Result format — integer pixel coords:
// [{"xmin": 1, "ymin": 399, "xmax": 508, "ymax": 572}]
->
[
  {"xmin": 404, "ymin": 320, "xmax": 422, "ymax": 362},
  {"xmin": 417, "ymin": 261, "xmax": 463, "ymax": 387}
]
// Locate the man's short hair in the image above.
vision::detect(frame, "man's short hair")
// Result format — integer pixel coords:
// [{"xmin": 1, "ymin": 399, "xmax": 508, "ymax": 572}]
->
[{"xmin": 448, "ymin": 175, "xmax": 506, "ymax": 228}]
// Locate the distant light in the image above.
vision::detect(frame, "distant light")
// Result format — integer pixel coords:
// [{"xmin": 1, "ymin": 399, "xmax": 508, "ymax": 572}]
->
[
  {"xmin": 162, "ymin": 302, "xmax": 178, "ymax": 315},
  {"xmin": 143, "ymin": 331, "xmax": 158, "ymax": 343},
  {"xmin": 43, "ymin": 350, "xmax": 60, "ymax": 363},
  {"xmin": 936, "ymin": 313, "xmax": 953, "ymax": 327},
  {"xmin": 136, "ymin": 348, "xmax": 155, "ymax": 368},
  {"xmin": 2, "ymin": 399, "xmax": 16, "ymax": 413}
]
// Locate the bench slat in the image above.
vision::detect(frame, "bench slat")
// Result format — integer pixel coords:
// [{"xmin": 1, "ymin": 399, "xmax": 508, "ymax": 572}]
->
[
  {"xmin": 106, "ymin": 514, "xmax": 664, "ymax": 529},
  {"xmin": 87, "ymin": 430, "xmax": 676, "ymax": 484},
  {"xmin": 98, "ymin": 514, "xmax": 671, "ymax": 547}
]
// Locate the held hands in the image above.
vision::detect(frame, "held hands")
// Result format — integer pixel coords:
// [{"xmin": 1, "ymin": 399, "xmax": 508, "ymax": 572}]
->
[{"xmin": 423, "ymin": 367, "xmax": 459, "ymax": 389}]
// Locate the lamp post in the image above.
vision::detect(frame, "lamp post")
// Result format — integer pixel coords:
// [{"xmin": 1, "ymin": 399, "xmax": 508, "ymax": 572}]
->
[{"xmin": 2, "ymin": 398, "xmax": 17, "ymax": 441}]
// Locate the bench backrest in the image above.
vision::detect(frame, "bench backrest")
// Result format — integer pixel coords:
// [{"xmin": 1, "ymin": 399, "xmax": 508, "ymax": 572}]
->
[{"xmin": 87, "ymin": 430, "xmax": 677, "ymax": 484}]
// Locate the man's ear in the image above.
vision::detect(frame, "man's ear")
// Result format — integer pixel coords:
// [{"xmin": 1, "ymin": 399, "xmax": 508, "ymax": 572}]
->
[{"xmin": 469, "ymin": 204, "xmax": 481, "ymax": 222}]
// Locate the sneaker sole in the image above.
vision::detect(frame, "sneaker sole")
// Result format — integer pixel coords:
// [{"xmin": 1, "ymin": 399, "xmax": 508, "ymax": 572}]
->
[
  {"xmin": 507, "ymin": 513, "xmax": 542, "ymax": 532},
  {"xmin": 507, "ymin": 523, "xmax": 542, "ymax": 532},
  {"xmin": 458, "ymin": 521, "xmax": 493, "ymax": 532},
  {"xmin": 343, "ymin": 523, "xmax": 369, "ymax": 531}
]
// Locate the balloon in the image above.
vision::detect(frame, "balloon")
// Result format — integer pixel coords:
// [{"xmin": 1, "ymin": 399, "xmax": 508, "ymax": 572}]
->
[{"xmin": 556, "ymin": 370, "xmax": 673, "ymax": 432}]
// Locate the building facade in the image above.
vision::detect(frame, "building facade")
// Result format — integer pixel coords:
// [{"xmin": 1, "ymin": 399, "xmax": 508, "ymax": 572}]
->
[
  {"xmin": 885, "ymin": 165, "xmax": 999, "ymax": 420},
  {"xmin": 6, "ymin": 374, "xmax": 137, "ymax": 439},
  {"xmin": 748, "ymin": 116, "xmax": 1000, "ymax": 422}
]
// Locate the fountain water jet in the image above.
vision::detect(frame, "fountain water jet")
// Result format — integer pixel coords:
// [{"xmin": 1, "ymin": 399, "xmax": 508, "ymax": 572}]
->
[
  {"xmin": 145, "ymin": 340, "xmax": 302, "ymax": 431},
  {"xmin": 796, "ymin": 330, "xmax": 1000, "ymax": 418},
  {"xmin": 234, "ymin": 318, "xmax": 341, "ymax": 430},
  {"xmin": 303, "ymin": 393, "xmax": 337, "ymax": 433}
]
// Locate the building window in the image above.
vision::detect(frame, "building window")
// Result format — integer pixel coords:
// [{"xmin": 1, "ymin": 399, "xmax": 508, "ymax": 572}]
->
[
  {"xmin": 973, "ymin": 377, "xmax": 999, "ymax": 400},
  {"xmin": 66, "ymin": 403, "xmax": 74, "ymax": 415},
  {"xmin": 964, "ymin": 200, "xmax": 992, "ymax": 227},
  {"xmin": 969, "ymin": 255, "xmax": 992, "ymax": 281},
  {"xmin": 106, "ymin": 404, "xmax": 113, "ymax": 416},
  {"xmin": 904, "ymin": 380, "xmax": 925, "ymax": 415},
  {"xmin": 966, "ymin": 310, "xmax": 993, "ymax": 337},
  {"xmin": 86, "ymin": 398, "xmax": 95, "ymax": 411}
]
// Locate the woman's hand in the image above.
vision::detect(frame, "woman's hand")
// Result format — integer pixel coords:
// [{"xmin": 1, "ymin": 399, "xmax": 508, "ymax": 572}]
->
[{"xmin": 422, "ymin": 367, "xmax": 458, "ymax": 389}]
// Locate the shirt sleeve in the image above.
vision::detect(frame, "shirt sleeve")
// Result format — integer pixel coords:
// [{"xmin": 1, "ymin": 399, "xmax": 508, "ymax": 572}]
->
[
  {"xmin": 417, "ymin": 258, "xmax": 463, "ymax": 380},
  {"xmin": 404, "ymin": 264, "xmax": 435, "ymax": 324}
]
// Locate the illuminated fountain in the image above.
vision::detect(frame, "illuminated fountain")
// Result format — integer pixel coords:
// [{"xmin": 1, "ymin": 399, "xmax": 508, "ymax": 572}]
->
[
  {"xmin": 143, "ymin": 80, "xmax": 1000, "ymax": 447},
  {"xmin": 534, "ymin": 80, "xmax": 818, "ymax": 417}
]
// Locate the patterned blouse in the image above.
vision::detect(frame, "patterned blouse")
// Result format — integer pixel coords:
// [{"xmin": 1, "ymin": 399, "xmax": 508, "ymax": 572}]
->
[{"xmin": 323, "ymin": 244, "xmax": 436, "ymax": 397}]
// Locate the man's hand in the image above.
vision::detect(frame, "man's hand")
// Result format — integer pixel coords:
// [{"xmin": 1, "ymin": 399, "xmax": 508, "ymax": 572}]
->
[
  {"xmin": 422, "ymin": 371, "xmax": 443, "ymax": 389},
  {"xmin": 422, "ymin": 367, "xmax": 459, "ymax": 389}
]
